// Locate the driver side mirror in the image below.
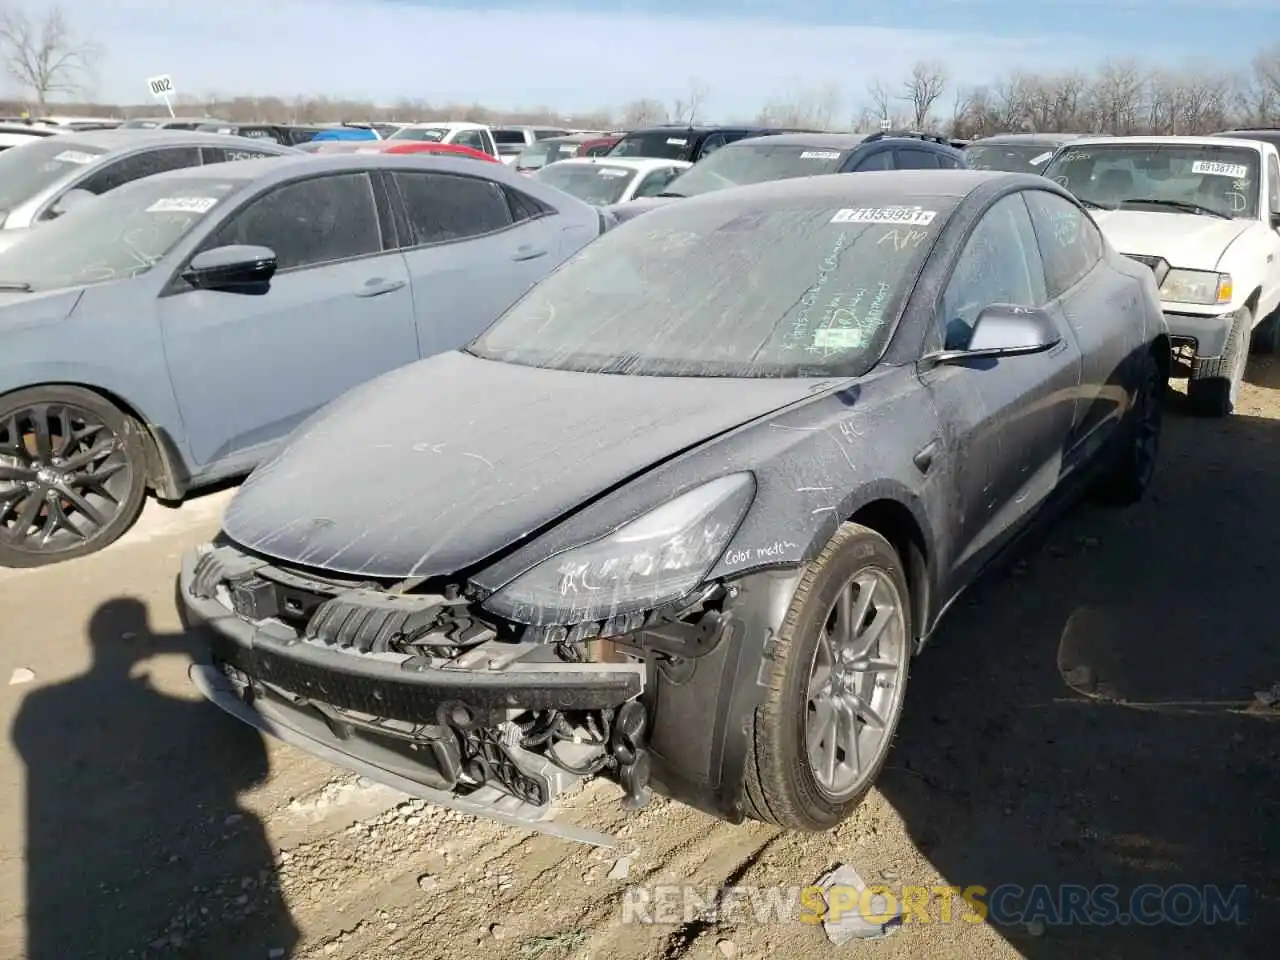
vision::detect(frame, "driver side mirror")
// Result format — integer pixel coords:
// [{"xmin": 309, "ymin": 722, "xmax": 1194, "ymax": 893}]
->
[
  {"xmin": 47, "ymin": 188, "xmax": 96, "ymax": 219},
  {"xmin": 925, "ymin": 303, "xmax": 1062, "ymax": 367},
  {"xmin": 181, "ymin": 244, "xmax": 277, "ymax": 294}
]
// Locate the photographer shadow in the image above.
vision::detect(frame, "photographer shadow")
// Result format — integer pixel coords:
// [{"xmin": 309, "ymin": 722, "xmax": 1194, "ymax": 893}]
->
[{"xmin": 12, "ymin": 597, "xmax": 299, "ymax": 959}]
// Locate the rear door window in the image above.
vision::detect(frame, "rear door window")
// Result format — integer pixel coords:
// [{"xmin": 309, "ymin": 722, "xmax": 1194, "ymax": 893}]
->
[
  {"xmin": 389, "ymin": 170, "xmax": 514, "ymax": 245},
  {"xmin": 895, "ymin": 148, "xmax": 941, "ymax": 169}
]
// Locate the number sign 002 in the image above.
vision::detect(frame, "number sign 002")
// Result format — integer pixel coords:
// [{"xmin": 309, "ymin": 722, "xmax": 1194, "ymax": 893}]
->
[{"xmin": 147, "ymin": 74, "xmax": 174, "ymax": 98}]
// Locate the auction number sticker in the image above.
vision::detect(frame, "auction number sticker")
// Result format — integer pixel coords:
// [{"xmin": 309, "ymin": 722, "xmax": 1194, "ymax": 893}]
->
[
  {"xmin": 1192, "ymin": 160, "xmax": 1249, "ymax": 179},
  {"xmin": 597, "ymin": 167, "xmax": 629, "ymax": 177},
  {"xmin": 666, "ymin": 137, "xmax": 687, "ymax": 145},
  {"xmin": 830, "ymin": 206, "xmax": 937, "ymax": 225},
  {"xmin": 147, "ymin": 197, "xmax": 219, "ymax": 213},
  {"xmin": 812, "ymin": 327, "xmax": 866, "ymax": 349},
  {"xmin": 800, "ymin": 150, "xmax": 841, "ymax": 160},
  {"xmin": 53, "ymin": 150, "xmax": 97, "ymax": 165},
  {"xmin": 1029, "ymin": 151, "xmax": 1053, "ymax": 165}
]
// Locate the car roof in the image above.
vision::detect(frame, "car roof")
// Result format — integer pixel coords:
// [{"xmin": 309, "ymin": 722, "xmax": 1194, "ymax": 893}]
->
[
  {"xmin": 969, "ymin": 132, "xmax": 1093, "ymax": 145},
  {"xmin": 548, "ymin": 157, "xmax": 692, "ymax": 172},
  {"xmin": 49, "ymin": 129, "xmax": 298, "ymax": 153},
  {"xmin": 619, "ymin": 124, "xmax": 779, "ymax": 136},
  {"xmin": 673, "ymin": 169, "xmax": 1033, "ymax": 211},
  {"xmin": 0, "ymin": 123, "xmax": 57, "ymax": 136},
  {"xmin": 726, "ymin": 132, "xmax": 871, "ymax": 151},
  {"xmin": 397, "ymin": 121, "xmax": 488, "ymax": 131},
  {"xmin": 149, "ymin": 151, "xmax": 539, "ymax": 186},
  {"xmin": 1064, "ymin": 135, "xmax": 1265, "ymax": 150}
]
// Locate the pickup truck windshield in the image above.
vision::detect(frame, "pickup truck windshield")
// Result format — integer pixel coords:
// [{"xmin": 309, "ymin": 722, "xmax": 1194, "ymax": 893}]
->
[{"xmin": 1043, "ymin": 143, "xmax": 1261, "ymax": 218}]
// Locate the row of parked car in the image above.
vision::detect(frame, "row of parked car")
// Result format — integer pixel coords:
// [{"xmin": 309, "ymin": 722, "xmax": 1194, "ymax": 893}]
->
[
  {"xmin": 4, "ymin": 105, "xmax": 1280, "ymax": 849},
  {"xmin": 0, "ymin": 120, "xmax": 1278, "ymax": 557}
]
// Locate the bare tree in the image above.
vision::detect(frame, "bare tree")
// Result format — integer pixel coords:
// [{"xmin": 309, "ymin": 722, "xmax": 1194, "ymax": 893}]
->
[
  {"xmin": 901, "ymin": 60, "xmax": 947, "ymax": 129},
  {"xmin": 0, "ymin": 4, "xmax": 99, "ymax": 111},
  {"xmin": 867, "ymin": 79, "xmax": 893, "ymax": 127},
  {"xmin": 756, "ymin": 81, "xmax": 842, "ymax": 129},
  {"xmin": 671, "ymin": 77, "xmax": 709, "ymax": 125},
  {"xmin": 620, "ymin": 97, "xmax": 667, "ymax": 127}
]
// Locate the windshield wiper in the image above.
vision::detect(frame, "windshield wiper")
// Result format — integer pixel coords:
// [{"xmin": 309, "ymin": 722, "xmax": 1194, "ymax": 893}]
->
[
  {"xmin": 1078, "ymin": 197, "xmax": 1114, "ymax": 211},
  {"xmin": 655, "ymin": 190, "xmax": 687, "ymax": 198},
  {"xmin": 1118, "ymin": 198, "xmax": 1229, "ymax": 220},
  {"xmin": 0, "ymin": 281, "xmax": 32, "ymax": 292}
]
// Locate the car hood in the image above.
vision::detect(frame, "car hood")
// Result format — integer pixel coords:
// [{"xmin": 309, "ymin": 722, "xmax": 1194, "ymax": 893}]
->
[
  {"xmin": 0, "ymin": 286, "xmax": 84, "ymax": 327},
  {"xmin": 221, "ymin": 350, "xmax": 829, "ymax": 578},
  {"xmin": 1091, "ymin": 209, "xmax": 1252, "ymax": 269}
]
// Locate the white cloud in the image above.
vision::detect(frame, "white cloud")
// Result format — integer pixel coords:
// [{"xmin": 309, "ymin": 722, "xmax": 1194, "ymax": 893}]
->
[{"xmin": 33, "ymin": 0, "xmax": 1132, "ymax": 113}]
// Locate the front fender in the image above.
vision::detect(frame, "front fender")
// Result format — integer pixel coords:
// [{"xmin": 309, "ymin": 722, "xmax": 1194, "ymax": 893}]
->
[{"xmin": 0, "ymin": 360, "xmax": 192, "ymax": 498}]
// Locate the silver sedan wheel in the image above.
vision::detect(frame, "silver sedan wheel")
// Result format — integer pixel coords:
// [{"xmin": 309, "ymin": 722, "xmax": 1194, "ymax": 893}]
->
[{"xmin": 804, "ymin": 567, "xmax": 909, "ymax": 801}]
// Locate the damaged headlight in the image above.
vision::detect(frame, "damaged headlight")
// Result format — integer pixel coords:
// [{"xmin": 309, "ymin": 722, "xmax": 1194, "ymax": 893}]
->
[
  {"xmin": 1159, "ymin": 269, "xmax": 1232, "ymax": 306},
  {"xmin": 483, "ymin": 473, "xmax": 756, "ymax": 626}
]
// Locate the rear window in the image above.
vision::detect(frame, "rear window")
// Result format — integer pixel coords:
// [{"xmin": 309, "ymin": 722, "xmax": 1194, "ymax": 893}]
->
[
  {"xmin": 386, "ymin": 127, "xmax": 449, "ymax": 142},
  {"xmin": 0, "ymin": 138, "xmax": 109, "ymax": 212},
  {"xmin": 533, "ymin": 163, "xmax": 635, "ymax": 205},
  {"xmin": 663, "ymin": 142, "xmax": 852, "ymax": 198},
  {"xmin": 494, "ymin": 130, "xmax": 529, "ymax": 146},
  {"xmin": 965, "ymin": 143, "xmax": 1058, "ymax": 173},
  {"xmin": 607, "ymin": 132, "xmax": 693, "ymax": 161},
  {"xmin": 515, "ymin": 140, "xmax": 581, "ymax": 170}
]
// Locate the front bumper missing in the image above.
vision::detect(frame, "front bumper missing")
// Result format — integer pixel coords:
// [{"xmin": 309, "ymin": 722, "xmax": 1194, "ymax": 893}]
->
[
  {"xmin": 178, "ymin": 545, "xmax": 646, "ymax": 847},
  {"xmin": 188, "ymin": 663, "xmax": 618, "ymax": 847}
]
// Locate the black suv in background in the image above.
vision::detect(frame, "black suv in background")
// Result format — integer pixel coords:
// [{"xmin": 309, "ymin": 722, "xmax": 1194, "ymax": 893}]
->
[
  {"xmin": 605, "ymin": 123, "xmax": 820, "ymax": 162},
  {"xmin": 963, "ymin": 132, "xmax": 1096, "ymax": 174},
  {"xmin": 606, "ymin": 130, "xmax": 966, "ymax": 220}
]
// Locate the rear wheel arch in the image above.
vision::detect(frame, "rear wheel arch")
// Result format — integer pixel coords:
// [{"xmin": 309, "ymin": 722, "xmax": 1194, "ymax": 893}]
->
[{"xmin": 0, "ymin": 382, "xmax": 183, "ymax": 500}]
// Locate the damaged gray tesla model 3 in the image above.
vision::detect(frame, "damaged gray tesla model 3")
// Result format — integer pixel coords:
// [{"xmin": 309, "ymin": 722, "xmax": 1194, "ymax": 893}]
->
[{"xmin": 177, "ymin": 169, "xmax": 1170, "ymax": 844}]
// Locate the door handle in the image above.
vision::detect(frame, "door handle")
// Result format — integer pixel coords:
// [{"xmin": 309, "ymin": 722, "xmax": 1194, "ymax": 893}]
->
[
  {"xmin": 511, "ymin": 246, "xmax": 548, "ymax": 262},
  {"xmin": 355, "ymin": 278, "xmax": 406, "ymax": 298},
  {"xmin": 913, "ymin": 439, "xmax": 939, "ymax": 475}
]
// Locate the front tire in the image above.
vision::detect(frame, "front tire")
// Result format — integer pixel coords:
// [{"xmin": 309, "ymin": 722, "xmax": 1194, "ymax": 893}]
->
[
  {"xmin": 742, "ymin": 523, "xmax": 912, "ymax": 830},
  {"xmin": 1187, "ymin": 307, "xmax": 1250, "ymax": 417},
  {"xmin": 0, "ymin": 386, "xmax": 148, "ymax": 568}
]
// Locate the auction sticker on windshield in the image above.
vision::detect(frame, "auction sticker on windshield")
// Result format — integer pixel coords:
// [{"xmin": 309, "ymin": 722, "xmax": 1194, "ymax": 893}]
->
[
  {"xmin": 800, "ymin": 151, "xmax": 842, "ymax": 160},
  {"xmin": 1192, "ymin": 160, "xmax": 1249, "ymax": 179},
  {"xmin": 666, "ymin": 138, "xmax": 687, "ymax": 145},
  {"xmin": 598, "ymin": 167, "xmax": 629, "ymax": 177},
  {"xmin": 147, "ymin": 197, "xmax": 219, "ymax": 213},
  {"xmin": 830, "ymin": 206, "xmax": 937, "ymax": 226},
  {"xmin": 1029, "ymin": 151, "xmax": 1053, "ymax": 165},
  {"xmin": 53, "ymin": 150, "xmax": 97, "ymax": 165},
  {"xmin": 812, "ymin": 327, "xmax": 866, "ymax": 349}
]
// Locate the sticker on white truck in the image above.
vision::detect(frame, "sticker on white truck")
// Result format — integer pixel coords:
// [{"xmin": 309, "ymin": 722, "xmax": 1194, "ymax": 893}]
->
[{"xmin": 1192, "ymin": 160, "xmax": 1249, "ymax": 179}]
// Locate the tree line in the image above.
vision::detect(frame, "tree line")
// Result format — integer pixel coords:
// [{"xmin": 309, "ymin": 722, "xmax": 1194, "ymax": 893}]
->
[{"xmin": 2, "ymin": 3, "xmax": 1278, "ymax": 138}]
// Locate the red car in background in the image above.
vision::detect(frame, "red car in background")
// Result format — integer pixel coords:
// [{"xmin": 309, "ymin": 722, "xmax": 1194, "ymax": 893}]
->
[{"xmin": 298, "ymin": 140, "xmax": 499, "ymax": 162}]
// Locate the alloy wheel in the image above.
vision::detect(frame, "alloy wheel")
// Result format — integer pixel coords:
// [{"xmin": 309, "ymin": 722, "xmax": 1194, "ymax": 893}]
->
[
  {"xmin": 0, "ymin": 403, "xmax": 135, "ymax": 554},
  {"xmin": 804, "ymin": 567, "xmax": 909, "ymax": 800}
]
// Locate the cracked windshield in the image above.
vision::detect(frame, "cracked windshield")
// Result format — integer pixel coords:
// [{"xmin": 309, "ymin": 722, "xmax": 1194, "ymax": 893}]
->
[{"xmin": 1, "ymin": 0, "xmax": 1278, "ymax": 959}]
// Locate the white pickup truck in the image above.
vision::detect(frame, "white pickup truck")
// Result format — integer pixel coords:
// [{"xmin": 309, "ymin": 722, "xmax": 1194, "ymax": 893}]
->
[{"xmin": 1042, "ymin": 135, "xmax": 1280, "ymax": 415}]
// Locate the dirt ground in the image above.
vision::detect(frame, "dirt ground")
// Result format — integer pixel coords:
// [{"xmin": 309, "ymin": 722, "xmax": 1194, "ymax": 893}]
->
[{"xmin": 3, "ymin": 359, "xmax": 1280, "ymax": 960}]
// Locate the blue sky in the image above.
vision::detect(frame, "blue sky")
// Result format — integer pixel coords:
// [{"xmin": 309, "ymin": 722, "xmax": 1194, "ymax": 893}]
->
[{"xmin": 21, "ymin": 0, "xmax": 1278, "ymax": 116}]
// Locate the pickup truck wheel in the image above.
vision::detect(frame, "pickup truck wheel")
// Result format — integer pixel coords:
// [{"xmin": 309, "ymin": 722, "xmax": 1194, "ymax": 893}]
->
[
  {"xmin": 1187, "ymin": 307, "xmax": 1250, "ymax": 417},
  {"xmin": 0, "ymin": 386, "xmax": 147, "ymax": 568},
  {"xmin": 742, "ymin": 523, "xmax": 912, "ymax": 831},
  {"xmin": 1093, "ymin": 350, "xmax": 1163, "ymax": 505}
]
